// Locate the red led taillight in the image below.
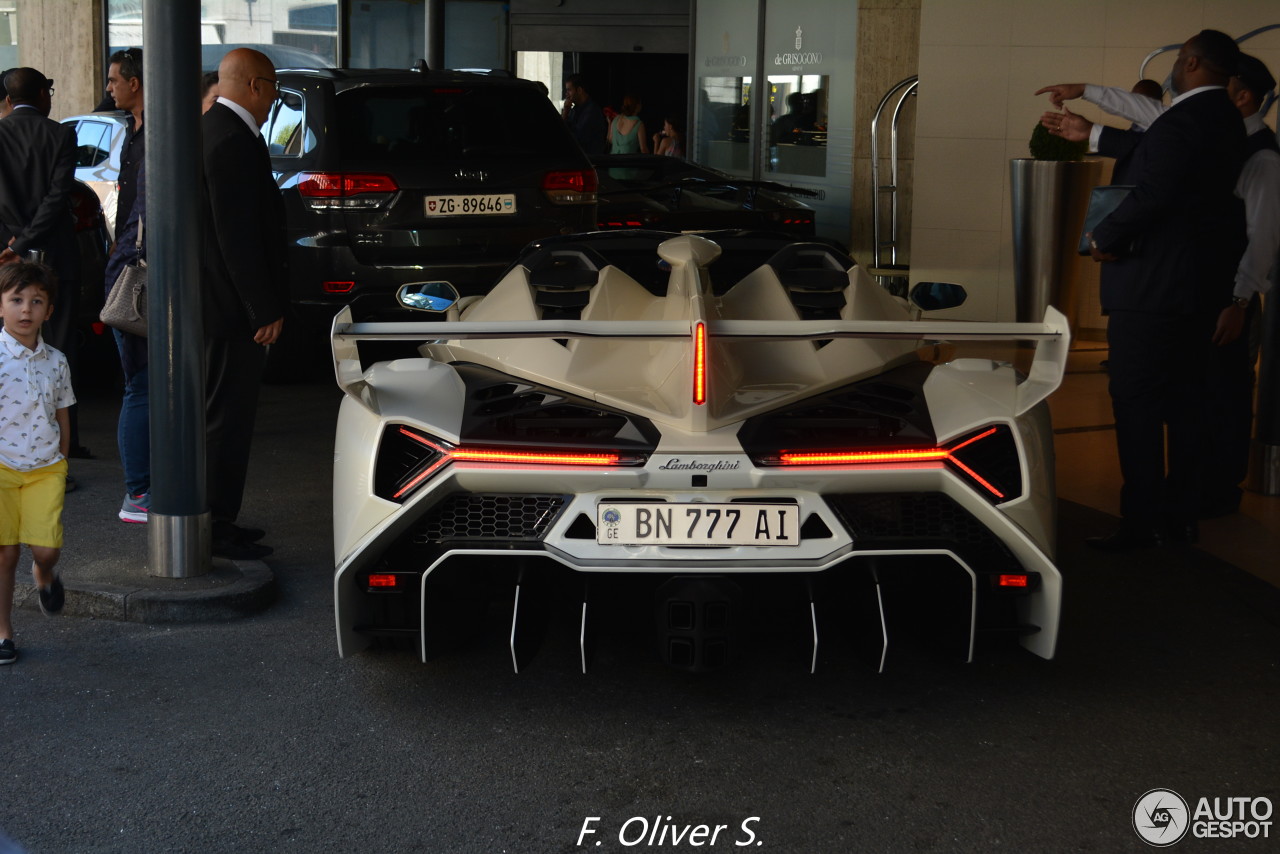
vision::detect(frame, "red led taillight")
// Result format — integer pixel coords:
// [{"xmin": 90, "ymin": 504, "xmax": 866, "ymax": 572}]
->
[
  {"xmin": 760, "ymin": 426, "xmax": 1011, "ymax": 500},
  {"xmin": 998, "ymin": 574, "xmax": 1028, "ymax": 588},
  {"xmin": 779, "ymin": 449, "xmax": 948, "ymax": 465},
  {"xmin": 543, "ymin": 169, "xmax": 598, "ymax": 204},
  {"xmin": 450, "ymin": 449, "xmax": 622, "ymax": 466},
  {"xmin": 770, "ymin": 212, "xmax": 814, "ymax": 226},
  {"xmin": 389, "ymin": 426, "xmax": 645, "ymax": 501},
  {"xmin": 368, "ymin": 574, "xmax": 398, "ymax": 588},
  {"xmin": 392, "ymin": 429, "xmax": 454, "ymax": 499},
  {"xmin": 693, "ymin": 321, "xmax": 708, "ymax": 405},
  {"xmin": 938, "ymin": 427, "xmax": 1004, "ymax": 497},
  {"xmin": 323, "ymin": 281, "xmax": 355, "ymax": 293}
]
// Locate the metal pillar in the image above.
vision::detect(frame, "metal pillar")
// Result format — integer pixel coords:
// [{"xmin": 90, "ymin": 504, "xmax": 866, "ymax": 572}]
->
[
  {"xmin": 144, "ymin": 0, "xmax": 210, "ymax": 577},
  {"xmin": 425, "ymin": 0, "xmax": 446, "ymax": 70}
]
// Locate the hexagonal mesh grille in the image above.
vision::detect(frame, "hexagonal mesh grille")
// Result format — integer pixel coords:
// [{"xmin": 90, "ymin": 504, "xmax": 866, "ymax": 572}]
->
[
  {"xmin": 412, "ymin": 494, "xmax": 567, "ymax": 543},
  {"xmin": 827, "ymin": 492, "xmax": 1019, "ymax": 570}
]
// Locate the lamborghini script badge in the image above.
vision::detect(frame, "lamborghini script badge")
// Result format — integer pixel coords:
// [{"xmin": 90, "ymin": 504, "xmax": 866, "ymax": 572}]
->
[{"xmin": 657, "ymin": 458, "xmax": 741, "ymax": 472}]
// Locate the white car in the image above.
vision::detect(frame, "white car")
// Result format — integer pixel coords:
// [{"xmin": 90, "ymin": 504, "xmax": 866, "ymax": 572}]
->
[
  {"xmin": 330, "ymin": 231, "xmax": 1069, "ymax": 672},
  {"xmin": 61, "ymin": 111, "xmax": 131, "ymax": 236}
]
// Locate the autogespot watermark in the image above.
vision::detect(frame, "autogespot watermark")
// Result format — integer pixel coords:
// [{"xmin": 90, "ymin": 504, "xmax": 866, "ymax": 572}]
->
[
  {"xmin": 576, "ymin": 816, "xmax": 762, "ymax": 848},
  {"xmin": 1133, "ymin": 789, "xmax": 1273, "ymax": 846}
]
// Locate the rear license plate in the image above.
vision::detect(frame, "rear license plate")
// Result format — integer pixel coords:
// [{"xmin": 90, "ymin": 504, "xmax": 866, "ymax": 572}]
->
[
  {"xmin": 596, "ymin": 503, "xmax": 800, "ymax": 546},
  {"xmin": 425, "ymin": 194, "xmax": 516, "ymax": 216}
]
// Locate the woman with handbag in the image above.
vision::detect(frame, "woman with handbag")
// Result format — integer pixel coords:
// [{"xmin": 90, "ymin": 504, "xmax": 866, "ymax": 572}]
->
[{"xmin": 102, "ymin": 161, "xmax": 149, "ymax": 524}]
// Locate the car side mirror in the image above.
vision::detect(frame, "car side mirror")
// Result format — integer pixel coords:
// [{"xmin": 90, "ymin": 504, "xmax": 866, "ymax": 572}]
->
[
  {"xmin": 281, "ymin": 90, "xmax": 303, "ymax": 110},
  {"xmin": 397, "ymin": 281, "xmax": 459, "ymax": 312},
  {"xmin": 909, "ymin": 282, "xmax": 967, "ymax": 312}
]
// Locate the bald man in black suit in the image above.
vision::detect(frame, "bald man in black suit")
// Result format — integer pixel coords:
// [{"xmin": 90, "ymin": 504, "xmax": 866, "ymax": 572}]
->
[{"xmin": 200, "ymin": 48, "xmax": 288, "ymax": 560}]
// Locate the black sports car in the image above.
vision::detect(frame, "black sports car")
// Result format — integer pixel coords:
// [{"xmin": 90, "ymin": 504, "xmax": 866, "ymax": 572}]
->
[{"xmin": 592, "ymin": 155, "xmax": 817, "ymax": 236}]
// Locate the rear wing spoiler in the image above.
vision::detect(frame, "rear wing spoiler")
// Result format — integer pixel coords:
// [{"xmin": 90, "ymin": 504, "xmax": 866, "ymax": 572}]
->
[{"xmin": 332, "ymin": 305, "xmax": 1070, "ymax": 416}]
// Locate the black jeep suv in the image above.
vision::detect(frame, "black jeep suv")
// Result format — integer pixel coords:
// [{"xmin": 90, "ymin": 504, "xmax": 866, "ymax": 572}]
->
[{"xmin": 266, "ymin": 68, "xmax": 597, "ymax": 330}]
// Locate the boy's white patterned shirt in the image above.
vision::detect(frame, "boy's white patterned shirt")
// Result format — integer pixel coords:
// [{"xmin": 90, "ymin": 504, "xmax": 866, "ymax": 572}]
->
[{"xmin": 0, "ymin": 328, "xmax": 75, "ymax": 471}]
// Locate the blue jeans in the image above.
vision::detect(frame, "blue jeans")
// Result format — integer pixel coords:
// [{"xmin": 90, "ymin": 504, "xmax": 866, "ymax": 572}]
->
[{"xmin": 113, "ymin": 329, "xmax": 150, "ymax": 496}]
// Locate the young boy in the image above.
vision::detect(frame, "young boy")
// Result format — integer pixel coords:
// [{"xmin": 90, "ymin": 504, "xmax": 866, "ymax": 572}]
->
[{"xmin": 0, "ymin": 261, "xmax": 74, "ymax": 665}]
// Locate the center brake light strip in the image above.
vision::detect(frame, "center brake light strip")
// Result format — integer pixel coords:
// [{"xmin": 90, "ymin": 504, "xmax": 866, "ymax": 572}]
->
[{"xmin": 693, "ymin": 321, "xmax": 707, "ymax": 406}]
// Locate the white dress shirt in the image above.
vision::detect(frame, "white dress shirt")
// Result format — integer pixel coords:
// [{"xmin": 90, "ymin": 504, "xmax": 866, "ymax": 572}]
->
[{"xmin": 215, "ymin": 95, "xmax": 263, "ymax": 136}]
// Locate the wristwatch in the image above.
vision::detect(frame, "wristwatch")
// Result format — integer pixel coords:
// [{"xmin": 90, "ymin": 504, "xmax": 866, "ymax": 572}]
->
[{"xmin": 1232, "ymin": 296, "xmax": 1250, "ymax": 309}]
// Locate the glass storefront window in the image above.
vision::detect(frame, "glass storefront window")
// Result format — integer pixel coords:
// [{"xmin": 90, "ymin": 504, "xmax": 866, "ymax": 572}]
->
[
  {"xmin": 106, "ymin": 0, "xmax": 337, "ymax": 70},
  {"xmin": 766, "ymin": 73, "xmax": 826, "ymax": 177},
  {"xmin": 698, "ymin": 76, "xmax": 752, "ymax": 177}
]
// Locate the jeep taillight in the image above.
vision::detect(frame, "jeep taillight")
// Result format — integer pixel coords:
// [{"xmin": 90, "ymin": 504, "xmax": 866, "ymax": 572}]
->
[
  {"xmin": 297, "ymin": 172, "xmax": 398, "ymax": 210},
  {"xmin": 542, "ymin": 169, "xmax": 598, "ymax": 205}
]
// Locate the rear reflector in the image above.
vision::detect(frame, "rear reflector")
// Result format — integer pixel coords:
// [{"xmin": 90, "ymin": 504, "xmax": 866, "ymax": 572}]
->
[
  {"xmin": 998, "ymin": 574, "xmax": 1028, "ymax": 588},
  {"xmin": 368, "ymin": 574, "xmax": 398, "ymax": 588},
  {"xmin": 323, "ymin": 281, "xmax": 355, "ymax": 293}
]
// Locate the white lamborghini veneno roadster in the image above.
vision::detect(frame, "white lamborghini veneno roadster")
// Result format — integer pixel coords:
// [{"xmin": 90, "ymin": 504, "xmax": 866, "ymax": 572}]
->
[{"xmin": 331, "ymin": 231, "xmax": 1069, "ymax": 672}]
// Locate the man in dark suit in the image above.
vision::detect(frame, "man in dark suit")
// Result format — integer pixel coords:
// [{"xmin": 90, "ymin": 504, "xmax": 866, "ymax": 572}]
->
[
  {"xmin": 0, "ymin": 68, "xmax": 84, "ymax": 458},
  {"xmin": 200, "ymin": 48, "xmax": 288, "ymax": 560},
  {"xmin": 1082, "ymin": 31, "xmax": 1247, "ymax": 549},
  {"xmin": 0, "ymin": 69, "xmax": 76, "ymax": 275},
  {"xmin": 1040, "ymin": 54, "xmax": 1279, "ymax": 520},
  {"xmin": 561, "ymin": 74, "xmax": 607, "ymax": 156}
]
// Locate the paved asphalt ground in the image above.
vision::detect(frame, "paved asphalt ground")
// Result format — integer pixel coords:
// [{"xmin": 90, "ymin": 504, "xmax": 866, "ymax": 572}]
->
[{"xmin": 1, "ymin": 359, "xmax": 1278, "ymax": 853}]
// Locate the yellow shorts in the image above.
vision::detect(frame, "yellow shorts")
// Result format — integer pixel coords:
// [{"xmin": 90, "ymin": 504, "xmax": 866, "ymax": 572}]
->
[{"xmin": 0, "ymin": 459, "xmax": 67, "ymax": 548}]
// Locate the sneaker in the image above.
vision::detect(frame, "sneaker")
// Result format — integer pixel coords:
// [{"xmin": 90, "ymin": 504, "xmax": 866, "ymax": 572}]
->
[
  {"xmin": 119, "ymin": 492, "xmax": 150, "ymax": 523},
  {"xmin": 38, "ymin": 575, "xmax": 65, "ymax": 615},
  {"xmin": 0, "ymin": 638, "xmax": 15, "ymax": 665}
]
